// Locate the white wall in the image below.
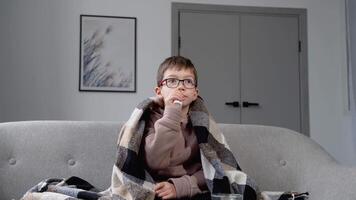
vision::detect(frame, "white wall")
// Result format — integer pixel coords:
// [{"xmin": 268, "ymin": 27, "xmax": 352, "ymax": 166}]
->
[{"xmin": 0, "ymin": 0, "xmax": 355, "ymax": 166}]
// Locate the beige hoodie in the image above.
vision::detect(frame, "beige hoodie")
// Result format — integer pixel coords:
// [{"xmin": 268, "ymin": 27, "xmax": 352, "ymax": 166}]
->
[{"xmin": 143, "ymin": 103, "xmax": 206, "ymax": 198}]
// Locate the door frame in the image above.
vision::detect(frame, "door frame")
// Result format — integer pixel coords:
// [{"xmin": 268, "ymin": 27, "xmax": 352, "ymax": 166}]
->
[{"xmin": 172, "ymin": 3, "xmax": 309, "ymax": 136}]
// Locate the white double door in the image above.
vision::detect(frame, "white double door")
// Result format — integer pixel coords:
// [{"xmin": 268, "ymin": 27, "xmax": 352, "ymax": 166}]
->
[{"xmin": 178, "ymin": 10, "xmax": 306, "ymax": 134}]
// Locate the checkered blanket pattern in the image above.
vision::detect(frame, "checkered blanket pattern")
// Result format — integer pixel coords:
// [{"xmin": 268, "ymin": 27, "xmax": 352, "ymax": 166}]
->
[{"xmin": 110, "ymin": 97, "xmax": 308, "ymax": 200}]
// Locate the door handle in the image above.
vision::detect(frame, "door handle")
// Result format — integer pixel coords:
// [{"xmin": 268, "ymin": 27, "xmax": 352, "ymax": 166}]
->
[
  {"xmin": 242, "ymin": 101, "xmax": 259, "ymax": 107},
  {"xmin": 225, "ymin": 101, "xmax": 240, "ymax": 107}
]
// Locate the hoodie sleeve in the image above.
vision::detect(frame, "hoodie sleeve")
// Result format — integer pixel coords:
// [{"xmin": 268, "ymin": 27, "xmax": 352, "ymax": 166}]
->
[
  {"xmin": 168, "ymin": 173, "xmax": 203, "ymax": 198},
  {"xmin": 144, "ymin": 103, "xmax": 182, "ymax": 170}
]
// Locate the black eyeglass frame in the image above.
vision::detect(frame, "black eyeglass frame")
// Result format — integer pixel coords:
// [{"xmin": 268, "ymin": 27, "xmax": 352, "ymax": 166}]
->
[{"xmin": 159, "ymin": 78, "xmax": 197, "ymax": 89}]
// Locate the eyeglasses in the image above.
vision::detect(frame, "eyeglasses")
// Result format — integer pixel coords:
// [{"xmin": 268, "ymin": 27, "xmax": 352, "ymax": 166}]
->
[{"xmin": 160, "ymin": 78, "xmax": 196, "ymax": 89}]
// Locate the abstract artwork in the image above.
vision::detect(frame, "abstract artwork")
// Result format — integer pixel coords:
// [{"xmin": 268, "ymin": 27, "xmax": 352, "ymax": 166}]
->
[{"xmin": 79, "ymin": 15, "xmax": 136, "ymax": 92}]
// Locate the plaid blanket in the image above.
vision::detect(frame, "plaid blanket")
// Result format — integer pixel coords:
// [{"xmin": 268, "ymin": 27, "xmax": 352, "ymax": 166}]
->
[{"xmin": 21, "ymin": 97, "xmax": 309, "ymax": 200}]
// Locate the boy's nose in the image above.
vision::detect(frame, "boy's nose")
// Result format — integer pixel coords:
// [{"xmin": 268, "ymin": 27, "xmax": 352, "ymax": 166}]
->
[{"xmin": 177, "ymin": 82, "xmax": 185, "ymax": 90}]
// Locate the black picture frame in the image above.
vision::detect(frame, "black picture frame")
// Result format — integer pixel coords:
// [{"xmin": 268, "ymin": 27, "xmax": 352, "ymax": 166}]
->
[{"xmin": 79, "ymin": 15, "xmax": 137, "ymax": 92}]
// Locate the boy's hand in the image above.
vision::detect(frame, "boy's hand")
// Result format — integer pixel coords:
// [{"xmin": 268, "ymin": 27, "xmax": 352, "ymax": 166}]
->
[{"xmin": 154, "ymin": 181, "xmax": 177, "ymax": 199}]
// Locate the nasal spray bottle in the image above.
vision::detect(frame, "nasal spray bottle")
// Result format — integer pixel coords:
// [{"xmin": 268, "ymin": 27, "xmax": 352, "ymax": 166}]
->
[{"xmin": 173, "ymin": 100, "xmax": 183, "ymax": 108}]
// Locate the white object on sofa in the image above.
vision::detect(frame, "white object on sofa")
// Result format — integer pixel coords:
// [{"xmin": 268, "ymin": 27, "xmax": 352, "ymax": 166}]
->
[{"xmin": 0, "ymin": 121, "xmax": 355, "ymax": 200}]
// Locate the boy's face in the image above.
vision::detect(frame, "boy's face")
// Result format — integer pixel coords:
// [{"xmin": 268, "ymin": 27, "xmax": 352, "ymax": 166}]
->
[{"xmin": 155, "ymin": 67, "xmax": 199, "ymax": 108}]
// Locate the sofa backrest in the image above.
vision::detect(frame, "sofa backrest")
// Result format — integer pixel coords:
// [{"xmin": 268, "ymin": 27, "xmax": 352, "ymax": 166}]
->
[
  {"xmin": 220, "ymin": 124, "xmax": 356, "ymax": 200},
  {"xmin": 0, "ymin": 121, "xmax": 120, "ymax": 200},
  {"xmin": 219, "ymin": 124, "xmax": 336, "ymax": 191},
  {"xmin": 0, "ymin": 121, "xmax": 348, "ymax": 200}
]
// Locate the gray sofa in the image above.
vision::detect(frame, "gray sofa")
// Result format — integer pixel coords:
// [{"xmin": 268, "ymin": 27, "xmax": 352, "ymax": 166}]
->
[{"xmin": 1, "ymin": 121, "xmax": 356, "ymax": 200}]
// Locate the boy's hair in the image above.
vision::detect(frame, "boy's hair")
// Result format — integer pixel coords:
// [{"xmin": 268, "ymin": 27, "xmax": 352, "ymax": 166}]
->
[{"xmin": 156, "ymin": 56, "xmax": 198, "ymax": 87}]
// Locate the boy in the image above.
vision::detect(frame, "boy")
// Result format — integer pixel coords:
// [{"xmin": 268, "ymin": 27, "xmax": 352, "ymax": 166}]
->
[{"xmin": 143, "ymin": 56, "xmax": 206, "ymax": 199}]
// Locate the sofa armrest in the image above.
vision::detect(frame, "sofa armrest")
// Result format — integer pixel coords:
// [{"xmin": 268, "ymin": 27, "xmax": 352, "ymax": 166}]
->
[{"xmin": 303, "ymin": 163, "xmax": 356, "ymax": 200}]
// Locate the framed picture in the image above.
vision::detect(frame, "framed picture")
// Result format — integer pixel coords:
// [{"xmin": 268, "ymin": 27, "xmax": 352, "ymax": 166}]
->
[{"xmin": 79, "ymin": 15, "xmax": 136, "ymax": 92}]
